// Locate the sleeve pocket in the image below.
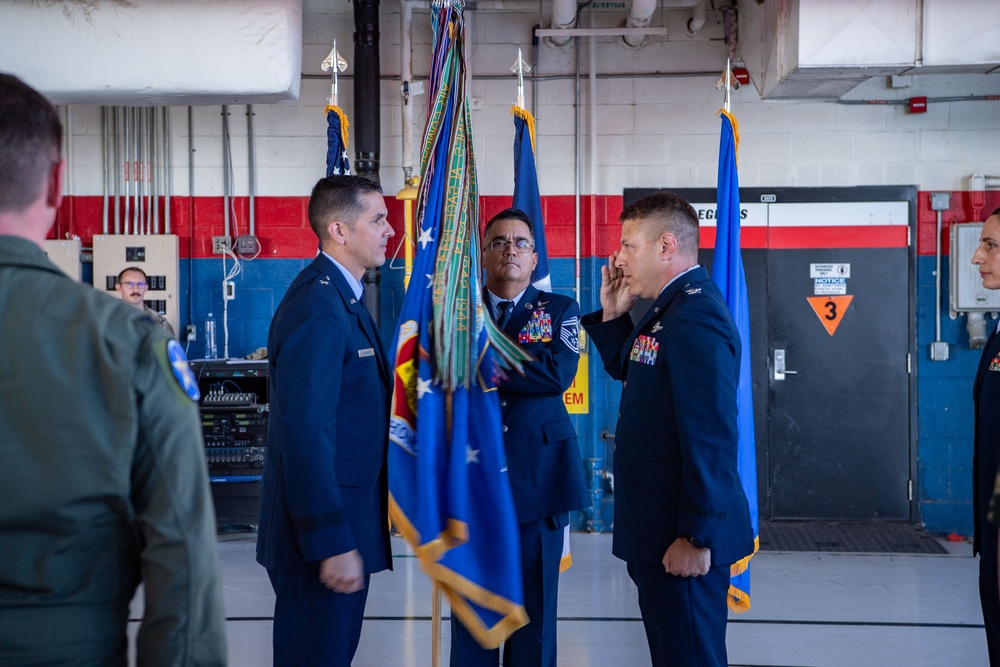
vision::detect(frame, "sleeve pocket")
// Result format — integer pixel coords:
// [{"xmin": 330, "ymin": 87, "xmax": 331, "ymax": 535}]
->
[{"xmin": 542, "ymin": 418, "xmax": 577, "ymax": 444}]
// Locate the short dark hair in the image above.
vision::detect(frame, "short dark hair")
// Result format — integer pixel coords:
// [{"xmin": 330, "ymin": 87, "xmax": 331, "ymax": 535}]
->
[
  {"xmin": 483, "ymin": 208, "xmax": 535, "ymax": 244},
  {"xmin": 620, "ymin": 191, "xmax": 699, "ymax": 257},
  {"xmin": 117, "ymin": 267, "xmax": 148, "ymax": 284},
  {"xmin": 307, "ymin": 175, "xmax": 383, "ymax": 242},
  {"xmin": 0, "ymin": 73, "xmax": 62, "ymax": 214}
]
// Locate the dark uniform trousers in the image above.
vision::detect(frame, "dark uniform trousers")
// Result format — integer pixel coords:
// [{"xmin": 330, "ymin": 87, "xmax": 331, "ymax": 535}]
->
[{"xmin": 975, "ymin": 327, "xmax": 1000, "ymax": 665}]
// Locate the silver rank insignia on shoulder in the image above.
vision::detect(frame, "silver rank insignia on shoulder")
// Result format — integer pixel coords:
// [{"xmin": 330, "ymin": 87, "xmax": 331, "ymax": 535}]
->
[
  {"xmin": 650, "ymin": 321, "xmax": 663, "ymax": 334},
  {"xmin": 685, "ymin": 286, "xmax": 702, "ymax": 295},
  {"xmin": 320, "ymin": 276, "xmax": 330, "ymax": 285}
]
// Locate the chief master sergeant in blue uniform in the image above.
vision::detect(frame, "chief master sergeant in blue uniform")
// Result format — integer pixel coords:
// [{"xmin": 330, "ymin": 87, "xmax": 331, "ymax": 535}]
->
[
  {"xmin": 257, "ymin": 175, "xmax": 395, "ymax": 666},
  {"xmin": 582, "ymin": 192, "xmax": 753, "ymax": 667},
  {"xmin": 450, "ymin": 208, "xmax": 591, "ymax": 667},
  {"xmin": 0, "ymin": 73, "xmax": 226, "ymax": 666}
]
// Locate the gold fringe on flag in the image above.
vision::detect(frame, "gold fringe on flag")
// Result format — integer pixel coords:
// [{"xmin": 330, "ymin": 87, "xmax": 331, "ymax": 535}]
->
[
  {"xmin": 727, "ymin": 535, "xmax": 759, "ymax": 612},
  {"xmin": 510, "ymin": 105, "xmax": 536, "ymax": 155},
  {"xmin": 717, "ymin": 108, "xmax": 739, "ymax": 166},
  {"xmin": 324, "ymin": 104, "xmax": 350, "ymax": 147}
]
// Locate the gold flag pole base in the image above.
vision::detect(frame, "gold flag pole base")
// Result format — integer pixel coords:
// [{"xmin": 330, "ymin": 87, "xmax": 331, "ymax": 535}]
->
[{"xmin": 432, "ymin": 582, "xmax": 442, "ymax": 666}]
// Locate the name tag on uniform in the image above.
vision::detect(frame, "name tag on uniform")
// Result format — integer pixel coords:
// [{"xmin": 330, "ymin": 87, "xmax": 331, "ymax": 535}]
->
[{"xmin": 358, "ymin": 348, "xmax": 375, "ymax": 358}]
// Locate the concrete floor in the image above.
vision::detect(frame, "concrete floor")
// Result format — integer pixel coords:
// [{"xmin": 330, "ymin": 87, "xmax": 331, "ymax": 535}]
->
[{"xmin": 130, "ymin": 532, "xmax": 988, "ymax": 666}]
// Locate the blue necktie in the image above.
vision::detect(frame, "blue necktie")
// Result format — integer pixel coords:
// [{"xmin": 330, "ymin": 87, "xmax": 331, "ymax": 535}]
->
[{"xmin": 497, "ymin": 300, "xmax": 514, "ymax": 328}]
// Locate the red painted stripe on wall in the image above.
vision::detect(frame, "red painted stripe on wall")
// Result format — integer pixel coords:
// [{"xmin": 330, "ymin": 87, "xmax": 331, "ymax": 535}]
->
[{"xmin": 48, "ymin": 190, "xmax": 1000, "ymax": 259}]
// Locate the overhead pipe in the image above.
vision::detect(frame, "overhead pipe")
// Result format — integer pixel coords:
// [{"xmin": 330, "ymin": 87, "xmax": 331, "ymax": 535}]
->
[
  {"xmin": 549, "ymin": 0, "xmax": 578, "ymax": 46},
  {"xmin": 247, "ymin": 104, "xmax": 256, "ymax": 236},
  {"xmin": 354, "ymin": 0, "xmax": 382, "ymax": 323},
  {"xmin": 101, "ymin": 106, "xmax": 109, "ymax": 234},
  {"xmin": 222, "ymin": 105, "xmax": 231, "ymax": 240},
  {"xmin": 622, "ymin": 0, "xmax": 657, "ymax": 47},
  {"xmin": 164, "ymin": 107, "xmax": 172, "ymax": 235},
  {"xmin": 685, "ymin": 0, "xmax": 707, "ymax": 37},
  {"xmin": 123, "ymin": 107, "xmax": 131, "ymax": 234},
  {"xmin": 113, "ymin": 106, "xmax": 120, "ymax": 234}
]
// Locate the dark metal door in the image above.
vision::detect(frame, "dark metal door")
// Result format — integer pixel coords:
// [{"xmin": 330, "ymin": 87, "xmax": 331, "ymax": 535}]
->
[
  {"xmin": 767, "ymin": 246, "xmax": 911, "ymax": 519},
  {"xmin": 624, "ymin": 187, "xmax": 916, "ymax": 521}
]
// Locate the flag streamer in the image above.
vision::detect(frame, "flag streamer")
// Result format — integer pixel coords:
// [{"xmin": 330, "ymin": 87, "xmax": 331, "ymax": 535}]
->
[
  {"xmin": 712, "ymin": 107, "xmax": 759, "ymax": 613},
  {"xmin": 388, "ymin": 0, "xmax": 530, "ymax": 648}
]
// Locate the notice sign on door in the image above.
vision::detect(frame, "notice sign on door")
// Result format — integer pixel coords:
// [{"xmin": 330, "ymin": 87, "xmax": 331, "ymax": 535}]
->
[{"xmin": 807, "ymin": 295, "xmax": 854, "ymax": 336}]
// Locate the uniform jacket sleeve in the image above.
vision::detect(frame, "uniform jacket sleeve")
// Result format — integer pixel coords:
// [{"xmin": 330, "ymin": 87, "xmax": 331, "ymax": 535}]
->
[
  {"xmin": 581, "ymin": 309, "xmax": 633, "ymax": 381},
  {"xmin": 130, "ymin": 332, "xmax": 228, "ymax": 667},
  {"xmin": 665, "ymin": 296, "xmax": 743, "ymax": 551},
  {"xmin": 270, "ymin": 286, "xmax": 359, "ymax": 563}
]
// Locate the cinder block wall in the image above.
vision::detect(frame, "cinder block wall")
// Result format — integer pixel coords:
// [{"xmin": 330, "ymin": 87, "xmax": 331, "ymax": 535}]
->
[{"xmin": 47, "ymin": 4, "xmax": 1000, "ymax": 536}]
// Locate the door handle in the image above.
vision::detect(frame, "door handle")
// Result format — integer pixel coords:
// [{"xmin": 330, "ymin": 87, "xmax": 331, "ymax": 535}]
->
[{"xmin": 774, "ymin": 348, "xmax": 798, "ymax": 381}]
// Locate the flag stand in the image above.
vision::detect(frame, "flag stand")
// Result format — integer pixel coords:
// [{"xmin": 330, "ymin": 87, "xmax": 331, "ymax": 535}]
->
[{"xmin": 432, "ymin": 583, "xmax": 442, "ymax": 666}]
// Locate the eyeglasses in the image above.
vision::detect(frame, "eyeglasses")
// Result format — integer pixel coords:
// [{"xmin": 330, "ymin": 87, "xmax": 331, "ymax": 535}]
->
[
  {"xmin": 121, "ymin": 281, "xmax": 148, "ymax": 290},
  {"xmin": 487, "ymin": 238, "xmax": 534, "ymax": 253}
]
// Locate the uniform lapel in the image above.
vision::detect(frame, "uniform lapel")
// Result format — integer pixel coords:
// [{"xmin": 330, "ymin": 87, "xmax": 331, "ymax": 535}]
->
[
  {"xmin": 975, "ymin": 325, "xmax": 1000, "ymax": 399},
  {"xmin": 314, "ymin": 255, "xmax": 390, "ymax": 387}
]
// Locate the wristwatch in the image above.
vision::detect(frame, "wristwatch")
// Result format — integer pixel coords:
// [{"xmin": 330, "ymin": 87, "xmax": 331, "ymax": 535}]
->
[{"xmin": 685, "ymin": 535, "xmax": 706, "ymax": 549}]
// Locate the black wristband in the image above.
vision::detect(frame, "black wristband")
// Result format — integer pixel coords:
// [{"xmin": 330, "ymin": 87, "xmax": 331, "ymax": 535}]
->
[{"xmin": 685, "ymin": 535, "xmax": 705, "ymax": 549}]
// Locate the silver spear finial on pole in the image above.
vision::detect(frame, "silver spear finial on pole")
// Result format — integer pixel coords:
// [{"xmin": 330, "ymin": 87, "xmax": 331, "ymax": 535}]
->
[
  {"xmin": 510, "ymin": 48, "xmax": 530, "ymax": 110},
  {"xmin": 321, "ymin": 39, "xmax": 349, "ymax": 107}
]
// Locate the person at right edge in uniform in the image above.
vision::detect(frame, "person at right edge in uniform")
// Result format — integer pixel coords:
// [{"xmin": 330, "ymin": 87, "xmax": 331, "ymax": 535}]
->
[
  {"xmin": 0, "ymin": 73, "xmax": 226, "ymax": 665},
  {"xmin": 972, "ymin": 205, "xmax": 1000, "ymax": 665},
  {"xmin": 581, "ymin": 192, "xmax": 753, "ymax": 667},
  {"xmin": 450, "ymin": 208, "xmax": 591, "ymax": 667}
]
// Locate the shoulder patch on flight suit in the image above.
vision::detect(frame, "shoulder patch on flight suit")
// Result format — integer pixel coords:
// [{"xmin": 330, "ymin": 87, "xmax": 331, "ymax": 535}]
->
[{"xmin": 165, "ymin": 339, "xmax": 201, "ymax": 401}]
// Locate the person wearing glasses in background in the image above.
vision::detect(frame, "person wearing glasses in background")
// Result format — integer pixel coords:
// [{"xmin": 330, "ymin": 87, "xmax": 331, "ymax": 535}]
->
[
  {"xmin": 115, "ymin": 266, "xmax": 176, "ymax": 337},
  {"xmin": 450, "ymin": 208, "xmax": 590, "ymax": 667}
]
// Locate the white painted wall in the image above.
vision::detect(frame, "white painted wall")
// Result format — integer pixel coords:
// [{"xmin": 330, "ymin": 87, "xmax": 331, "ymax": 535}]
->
[{"xmin": 58, "ymin": 4, "xmax": 1000, "ymax": 201}]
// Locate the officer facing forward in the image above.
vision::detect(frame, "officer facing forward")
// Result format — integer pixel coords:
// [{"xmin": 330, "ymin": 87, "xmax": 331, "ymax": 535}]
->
[
  {"xmin": 0, "ymin": 73, "xmax": 226, "ymax": 666},
  {"xmin": 582, "ymin": 192, "xmax": 752, "ymax": 667},
  {"xmin": 450, "ymin": 208, "xmax": 591, "ymax": 667}
]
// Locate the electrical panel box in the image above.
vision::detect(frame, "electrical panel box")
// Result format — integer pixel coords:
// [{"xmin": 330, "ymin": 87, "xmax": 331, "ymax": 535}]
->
[
  {"xmin": 950, "ymin": 222, "xmax": 1000, "ymax": 317},
  {"xmin": 42, "ymin": 239, "xmax": 81, "ymax": 282},
  {"xmin": 92, "ymin": 234, "xmax": 180, "ymax": 334}
]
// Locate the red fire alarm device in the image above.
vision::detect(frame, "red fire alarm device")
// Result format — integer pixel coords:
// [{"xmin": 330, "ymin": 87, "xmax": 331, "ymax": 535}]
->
[
  {"xmin": 733, "ymin": 67, "xmax": 750, "ymax": 86},
  {"xmin": 909, "ymin": 96, "xmax": 928, "ymax": 113}
]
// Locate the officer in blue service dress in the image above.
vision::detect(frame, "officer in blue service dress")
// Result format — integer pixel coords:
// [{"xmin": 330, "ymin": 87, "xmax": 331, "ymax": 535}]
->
[
  {"xmin": 581, "ymin": 192, "xmax": 753, "ymax": 667},
  {"xmin": 972, "ymin": 206, "xmax": 1000, "ymax": 666},
  {"xmin": 450, "ymin": 208, "xmax": 591, "ymax": 667},
  {"xmin": 257, "ymin": 175, "xmax": 395, "ymax": 666},
  {"xmin": 0, "ymin": 73, "xmax": 226, "ymax": 666}
]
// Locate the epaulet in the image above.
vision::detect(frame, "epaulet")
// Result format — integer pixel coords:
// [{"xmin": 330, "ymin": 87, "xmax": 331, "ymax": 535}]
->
[{"xmin": 682, "ymin": 283, "xmax": 703, "ymax": 296}]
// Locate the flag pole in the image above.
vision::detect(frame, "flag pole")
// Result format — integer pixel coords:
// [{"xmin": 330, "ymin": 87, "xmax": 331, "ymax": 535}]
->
[
  {"xmin": 511, "ymin": 48, "xmax": 529, "ymax": 111},
  {"xmin": 321, "ymin": 39, "xmax": 348, "ymax": 108},
  {"xmin": 432, "ymin": 582, "xmax": 442, "ymax": 666}
]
